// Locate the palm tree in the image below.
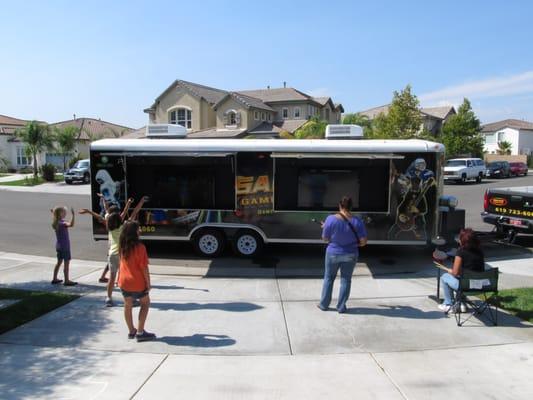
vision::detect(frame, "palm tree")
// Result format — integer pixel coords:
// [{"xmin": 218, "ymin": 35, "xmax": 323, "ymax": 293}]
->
[
  {"xmin": 498, "ymin": 140, "xmax": 512, "ymax": 155},
  {"xmin": 16, "ymin": 121, "xmax": 54, "ymax": 179},
  {"xmin": 55, "ymin": 125, "xmax": 79, "ymax": 171}
]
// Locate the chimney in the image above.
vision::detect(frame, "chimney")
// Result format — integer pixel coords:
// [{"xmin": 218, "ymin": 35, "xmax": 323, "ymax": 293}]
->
[
  {"xmin": 283, "ymin": 81, "xmax": 286, "ymax": 88},
  {"xmin": 267, "ymin": 85, "xmax": 270, "ymax": 89},
  {"xmin": 73, "ymin": 113, "xmax": 76, "ymax": 120}
]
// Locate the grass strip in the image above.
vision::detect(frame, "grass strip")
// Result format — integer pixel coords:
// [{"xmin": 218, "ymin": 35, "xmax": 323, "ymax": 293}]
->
[
  {"xmin": 0, "ymin": 288, "xmax": 79, "ymax": 334},
  {"xmin": 483, "ymin": 287, "xmax": 533, "ymax": 324},
  {"xmin": 0, "ymin": 175, "xmax": 63, "ymax": 186}
]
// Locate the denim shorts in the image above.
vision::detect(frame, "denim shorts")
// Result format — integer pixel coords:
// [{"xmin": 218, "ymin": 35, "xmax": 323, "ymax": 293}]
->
[
  {"xmin": 56, "ymin": 249, "xmax": 71, "ymax": 261},
  {"xmin": 108, "ymin": 254, "xmax": 120, "ymax": 274},
  {"xmin": 121, "ymin": 289, "xmax": 148, "ymax": 300}
]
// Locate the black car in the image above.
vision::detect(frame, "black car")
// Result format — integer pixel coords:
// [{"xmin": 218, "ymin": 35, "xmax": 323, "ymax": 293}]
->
[
  {"xmin": 64, "ymin": 159, "xmax": 90, "ymax": 184},
  {"xmin": 486, "ymin": 161, "xmax": 510, "ymax": 178}
]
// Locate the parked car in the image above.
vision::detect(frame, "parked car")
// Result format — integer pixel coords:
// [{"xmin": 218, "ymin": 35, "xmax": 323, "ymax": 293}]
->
[
  {"xmin": 486, "ymin": 161, "xmax": 511, "ymax": 178},
  {"xmin": 64, "ymin": 159, "xmax": 90, "ymax": 184},
  {"xmin": 509, "ymin": 162, "xmax": 528, "ymax": 176},
  {"xmin": 444, "ymin": 158, "xmax": 486, "ymax": 183}
]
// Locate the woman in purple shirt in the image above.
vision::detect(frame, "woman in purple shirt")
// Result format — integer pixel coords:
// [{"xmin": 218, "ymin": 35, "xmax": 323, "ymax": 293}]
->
[{"xmin": 318, "ymin": 196, "xmax": 367, "ymax": 313}]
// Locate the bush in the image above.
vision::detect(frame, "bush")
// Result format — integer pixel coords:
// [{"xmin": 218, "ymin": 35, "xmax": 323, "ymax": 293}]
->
[
  {"xmin": 40, "ymin": 163, "xmax": 56, "ymax": 181},
  {"xmin": 528, "ymin": 155, "xmax": 533, "ymax": 168}
]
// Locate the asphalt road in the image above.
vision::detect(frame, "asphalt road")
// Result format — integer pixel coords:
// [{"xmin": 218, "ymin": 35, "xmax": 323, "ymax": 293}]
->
[{"xmin": 0, "ymin": 173, "xmax": 532, "ymax": 265}]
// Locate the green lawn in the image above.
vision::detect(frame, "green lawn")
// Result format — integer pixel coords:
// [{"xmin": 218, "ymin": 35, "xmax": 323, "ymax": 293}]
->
[
  {"xmin": 486, "ymin": 287, "xmax": 533, "ymax": 323},
  {"xmin": 0, "ymin": 288, "xmax": 79, "ymax": 334},
  {"xmin": 0, "ymin": 174, "xmax": 64, "ymax": 186}
]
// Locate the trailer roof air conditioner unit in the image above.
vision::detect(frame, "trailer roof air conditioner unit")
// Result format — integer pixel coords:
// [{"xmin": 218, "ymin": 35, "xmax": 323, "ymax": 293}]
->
[
  {"xmin": 325, "ymin": 124, "xmax": 363, "ymax": 140},
  {"xmin": 146, "ymin": 124, "xmax": 188, "ymax": 138}
]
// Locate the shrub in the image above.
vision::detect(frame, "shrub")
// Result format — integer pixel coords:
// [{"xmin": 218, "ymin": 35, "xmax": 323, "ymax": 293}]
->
[
  {"xmin": 528, "ymin": 155, "xmax": 533, "ymax": 168},
  {"xmin": 40, "ymin": 163, "xmax": 56, "ymax": 181}
]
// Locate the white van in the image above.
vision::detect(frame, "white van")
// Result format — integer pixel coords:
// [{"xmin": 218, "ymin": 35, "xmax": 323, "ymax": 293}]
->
[{"xmin": 444, "ymin": 158, "xmax": 486, "ymax": 183}]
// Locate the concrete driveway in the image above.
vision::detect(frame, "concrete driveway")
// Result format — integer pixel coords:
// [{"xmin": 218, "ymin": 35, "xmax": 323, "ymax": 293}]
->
[{"xmin": 1, "ymin": 252, "xmax": 532, "ymax": 399}]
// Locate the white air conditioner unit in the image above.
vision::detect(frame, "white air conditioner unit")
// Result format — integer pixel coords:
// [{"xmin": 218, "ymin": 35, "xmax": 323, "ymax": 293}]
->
[
  {"xmin": 325, "ymin": 124, "xmax": 363, "ymax": 139},
  {"xmin": 146, "ymin": 124, "xmax": 188, "ymax": 138}
]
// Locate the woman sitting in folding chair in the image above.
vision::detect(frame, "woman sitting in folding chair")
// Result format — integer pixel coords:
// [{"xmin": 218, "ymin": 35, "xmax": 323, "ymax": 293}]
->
[{"xmin": 438, "ymin": 228, "xmax": 485, "ymax": 313}]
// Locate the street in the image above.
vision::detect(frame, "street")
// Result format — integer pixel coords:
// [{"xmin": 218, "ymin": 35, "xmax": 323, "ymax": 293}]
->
[{"xmin": 1, "ymin": 173, "xmax": 532, "ymax": 267}]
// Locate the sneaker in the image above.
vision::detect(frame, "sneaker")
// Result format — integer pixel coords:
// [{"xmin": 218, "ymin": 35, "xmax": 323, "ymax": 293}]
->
[
  {"xmin": 136, "ymin": 330, "xmax": 156, "ymax": 342},
  {"xmin": 316, "ymin": 304, "xmax": 327, "ymax": 311},
  {"xmin": 337, "ymin": 307, "xmax": 347, "ymax": 314},
  {"xmin": 105, "ymin": 298, "xmax": 114, "ymax": 307},
  {"xmin": 128, "ymin": 329, "xmax": 137, "ymax": 339},
  {"xmin": 438, "ymin": 304, "xmax": 452, "ymax": 313}
]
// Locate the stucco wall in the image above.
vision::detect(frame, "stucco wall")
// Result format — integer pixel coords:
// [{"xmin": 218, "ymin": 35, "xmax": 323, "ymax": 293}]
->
[
  {"xmin": 154, "ymin": 87, "xmax": 202, "ymax": 131},
  {"xmin": 517, "ymin": 130, "xmax": 533, "ymax": 155},
  {"xmin": 485, "ymin": 154, "xmax": 527, "ymax": 163},
  {"xmin": 483, "ymin": 127, "xmax": 520, "ymax": 155},
  {"xmin": 270, "ymin": 102, "xmax": 313, "ymax": 121},
  {"xmin": 216, "ymin": 97, "xmax": 248, "ymax": 129}
]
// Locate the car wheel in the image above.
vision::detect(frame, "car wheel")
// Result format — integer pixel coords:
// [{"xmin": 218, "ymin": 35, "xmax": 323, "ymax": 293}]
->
[
  {"xmin": 525, "ymin": 171, "xmax": 528, "ymax": 176},
  {"xmin": 460, "ymin": 174, "xmax": 467, "ymax": 184},
  {"xmin": 65, "ymin": 180, "xmax": 72, "ymax": 185},
  {"xmin": 476, "ymin": 173, "xmax": 482, "ymax": 183},
  {"xmin": 192, "ymin": 229, "xmax": 226, "ymax": 257},
  {"xmin": 83, "ymin": 173, "xmax": 90, "ymax": 184},
  {"xmin": 232, "ymin": 229, "xmax": 264, "ymax": 258}
]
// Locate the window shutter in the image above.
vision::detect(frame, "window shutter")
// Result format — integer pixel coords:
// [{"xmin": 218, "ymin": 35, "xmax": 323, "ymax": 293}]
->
[{"xmin": 235, "ymin": 112, "xmax": 241, "ymax": 125}]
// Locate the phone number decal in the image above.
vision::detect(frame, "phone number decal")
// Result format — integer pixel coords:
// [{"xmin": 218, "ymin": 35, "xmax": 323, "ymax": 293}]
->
[{"xmin": 494, "ymin": 207, "xmax": 533, "ymax": 217}]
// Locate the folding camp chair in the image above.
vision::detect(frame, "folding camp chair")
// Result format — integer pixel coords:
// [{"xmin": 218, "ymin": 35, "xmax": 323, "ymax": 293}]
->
[{"xmin": 453, "ymin": 267, "xmax": 499, "ymax": 326}]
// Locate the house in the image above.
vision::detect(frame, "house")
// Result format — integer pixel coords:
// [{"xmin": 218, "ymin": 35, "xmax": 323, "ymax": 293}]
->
[
  {"xmin": 0, "ymin": 114, "xmax": 134, "ymax": 171},
  {"xmin": 481, "ymin": 119, "xmax": 533, "ymax": 155},
  {"xmin": 0, "ymin": 114, "xmax": 39, "ymax": 171},
  {"xmin": 47, "ymin": 117, "xmax": 134, "ymax": 167},
  {"xmin": 143, "ymin": 80, "xmax": 344, "ymax": 138},
  {"xmin": 357, "ymin": 104, "xmax": 456, "ymax": 136}
]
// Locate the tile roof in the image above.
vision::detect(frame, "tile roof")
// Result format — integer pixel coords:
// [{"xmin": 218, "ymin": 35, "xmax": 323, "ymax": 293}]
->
[
  {"xmin": 0, "ymin": 114, "xmax": 29, "ymax": 126},
  {"xmin": 186, "ymin": 128, "xmax": 247, "ymax": 139},
  {"xmin": 420, "ymin": 106, "xmax": 456, "ymax": 120},
  {"xmin": 358, "ymin": 104, "xmax": 455, "ymax": 121},
  {"xmin": 482, "ymin": 119, "xmax": 533, "ymax": 132},
  {"xmin": 49, "ymin": 118, "xmax": 135, "ymax": 140},
  {"xmin": 177, "ymin": 80, "xmax": 228, "ymax": 104},
  {"xmin": 236, "ymin": 87, "xmax": 313, "ymax": 103},
  {"xmin": 214, "ymin": 92, "xmax": 275, "ymax": 112},
  {"xmin": 312, "ymin": 97, "xmax": 331, "ymax": 106},
  {"xmin": 248, "ymin": 119, "xmax": 308, "ymax": 134},
  {"xmin": 121, "ymin": 126, "xmax": 147, "ymax": 139}
]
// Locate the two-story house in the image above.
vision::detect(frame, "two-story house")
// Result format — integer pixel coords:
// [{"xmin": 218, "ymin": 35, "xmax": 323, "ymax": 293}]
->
[
  {"xmin": 143, "ymin": 80, "xmax": 344, "ymax": 138},
  {"xmin": 358, "ymin": 104, "xmax": 456, "ymax": 136},
  {"xmin": 481, "ymin": 119, "xmax": 533, "ymax": 155}
]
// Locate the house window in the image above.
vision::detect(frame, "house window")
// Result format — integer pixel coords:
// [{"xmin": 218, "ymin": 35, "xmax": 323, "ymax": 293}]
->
[
  {"xmin": 229, "ymin": 112, "xmax": 237, "ymax": 125},
  {"xmin": 497, "ymin": 131, "xmax": 505, "ymax": 142},
  {"xmin": 325, "ymin": 108, "xmax": 330, "ymax": 120},
  {"xmin": 254, "ymin": 111, "xmax": 259, "ymax": 120},
  {"xmin": 261, "ymin": 112, "xmax": 265, "ymax": 120},
  {"xmin": 282, "ymin": 108, "xmax": 289, "ymax": 119},
  {"xmin": 484, "ymin": 133, "xmax": 496, "ymax": 144},
  {"xmin": 16, "ymin": 147, "xmax": 29, "ymax": 166},
  {"xmin": 294, "ymin": 107, "xmax": 301, "ymax": 118},
  {"xmin": 224, "ymin": 109, "xmax": 240, "ymax": 127},
  {"xmin": 169, "ymin": 108, "xmax": 192, "ymax": 129},
  {"xmin": 267, "ymin": 113, "xmax": 271, "ymax": 121}
]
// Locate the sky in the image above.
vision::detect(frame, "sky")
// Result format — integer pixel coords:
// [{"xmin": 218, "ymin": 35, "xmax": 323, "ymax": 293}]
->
[{"xmin": 1, "ymin": 0, "xmax": 533, "ymax": 128}]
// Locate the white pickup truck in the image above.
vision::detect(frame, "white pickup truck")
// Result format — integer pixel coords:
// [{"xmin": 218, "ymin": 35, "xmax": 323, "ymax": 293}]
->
[{"xmin": 444, "ymin": 158, "xmax": 486, "ymax": 183}]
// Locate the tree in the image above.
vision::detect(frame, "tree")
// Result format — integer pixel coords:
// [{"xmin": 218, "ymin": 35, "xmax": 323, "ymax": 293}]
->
[
  {"xmin": 55, "ymin": 125, "xmax": 78, "ymax": 171},
  {"xmin": 371, "ymin": 85, "xmax": 422, "ymax": 139},
  {"xmin": 497, "ymin": 140, "xmax": 512, "ymax": 155},
  {"xmin": 342, "ymin": 113, "xmax": 373, "ymax": 137},
  {"xmin": 16, "ymin": 121, "xmax": 54, "ymax": 179},
  {"xmin": 441, "ymin": 98, "xmax": 484, "ymax": 158},
  {"xmin": 294, "ymin": 116, "xmax": 328, "ymax": 139}
]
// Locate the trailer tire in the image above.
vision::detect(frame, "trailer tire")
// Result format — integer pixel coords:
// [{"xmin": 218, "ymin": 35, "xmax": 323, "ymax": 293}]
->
[
  {"xmin": 233, "ymin": 230, "xmax": 264, "ymax": 258},
  {"xmin": 192, "ymin": 229, "xmax": 226, "ymax": 258}
]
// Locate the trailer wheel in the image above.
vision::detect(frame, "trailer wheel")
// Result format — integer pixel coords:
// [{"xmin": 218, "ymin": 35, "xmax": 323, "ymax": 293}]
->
[
  {"xmin": 192, "ymin": 229, "xmax": 226, "ymax": 257},
  {"xmin": 232, "ymin": 230, "xmax": 264, "ymax": 258}
]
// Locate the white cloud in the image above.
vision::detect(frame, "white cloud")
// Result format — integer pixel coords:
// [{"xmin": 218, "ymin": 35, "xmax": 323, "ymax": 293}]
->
[{"xmin": 420, "ymin": 70, "xmax": 533, "ymax": 105}]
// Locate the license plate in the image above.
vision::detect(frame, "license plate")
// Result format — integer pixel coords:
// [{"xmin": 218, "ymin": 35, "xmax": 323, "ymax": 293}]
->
[{"xmin": 509, "ymin": 218, "xmax": 524, "ymax": 226}]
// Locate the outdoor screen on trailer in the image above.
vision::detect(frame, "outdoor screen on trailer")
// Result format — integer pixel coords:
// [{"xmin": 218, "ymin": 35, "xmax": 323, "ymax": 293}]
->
[{"xmin": 298, "ymin": 169, "xmax": 359, "ymax": 208}]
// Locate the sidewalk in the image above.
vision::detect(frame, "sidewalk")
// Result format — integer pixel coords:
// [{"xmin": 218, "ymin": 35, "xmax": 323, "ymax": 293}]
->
[
  {"xmin": 0, "ymin": 173, "xmax": 32, "ymax": 183},
  {"xmin": 0, "ymin": 251, "xmax": 532, "ymax": 399},
  {"xmin": 0, "ymin": 180, "xmax": 90, "ymax": 195}
]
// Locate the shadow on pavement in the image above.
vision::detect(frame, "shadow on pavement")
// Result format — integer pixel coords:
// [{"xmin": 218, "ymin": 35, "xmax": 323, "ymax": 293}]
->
[
  {"xmin": 151, "ymin": 284, "xmax": 209, "ymax": 292},
  {"xmin": 346, "ymin": 305, "xmax": 444, "ymax": 319},
  {"xmin": 156, "ymin": 334, "xmax": 236, "ymax": 348},
  {"xmin": 151, "ymin": 301, "xmax": 263, "ymax": 312}
]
